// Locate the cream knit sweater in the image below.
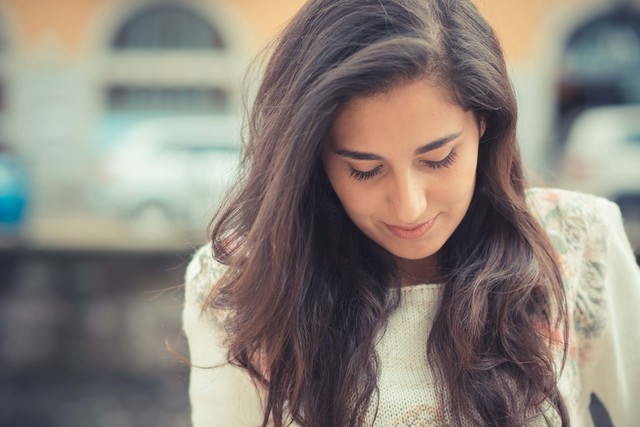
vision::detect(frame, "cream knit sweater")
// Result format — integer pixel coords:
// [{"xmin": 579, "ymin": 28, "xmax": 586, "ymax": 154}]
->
[{"xmin": 182, "ymin": 189, "xmax": 640, "ymax": 426}]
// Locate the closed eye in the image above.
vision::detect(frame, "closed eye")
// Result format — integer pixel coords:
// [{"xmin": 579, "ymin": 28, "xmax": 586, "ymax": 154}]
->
[
  {"xmin": 349, "ymin": 165, "xmax": 383, "ymax": 181},
  {"xmin": 422, "ymin": 151, "xmax": 458, "ymax": 170}
]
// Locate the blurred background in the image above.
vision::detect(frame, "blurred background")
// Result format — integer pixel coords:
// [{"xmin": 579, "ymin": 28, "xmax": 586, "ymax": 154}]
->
[{"xmin": 0, "ymin": 0, "xmax": 638, "ymax": 426}]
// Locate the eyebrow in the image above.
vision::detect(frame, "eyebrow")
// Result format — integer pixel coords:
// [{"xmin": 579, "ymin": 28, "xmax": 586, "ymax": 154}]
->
[{"xmin": 334, "ymin": 131, "xmax": 463, "ymax": 161}]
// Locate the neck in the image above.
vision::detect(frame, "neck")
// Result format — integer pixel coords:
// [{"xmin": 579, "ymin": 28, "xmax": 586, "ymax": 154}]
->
[{"xmin": 396, "ymin": 255, "xmax": 440, "ymax": 285}]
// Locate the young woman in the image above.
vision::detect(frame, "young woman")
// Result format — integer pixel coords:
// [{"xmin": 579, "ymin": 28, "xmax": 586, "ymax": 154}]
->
[{"xmin": 182, "ymin": 0, "xmax": 640, "ymax": 426}]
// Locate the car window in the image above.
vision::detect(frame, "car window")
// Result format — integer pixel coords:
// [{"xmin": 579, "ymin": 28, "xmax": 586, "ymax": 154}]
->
[{"xmin": 627, "ymin": 134, "xmax": 640, "ymax": 145}]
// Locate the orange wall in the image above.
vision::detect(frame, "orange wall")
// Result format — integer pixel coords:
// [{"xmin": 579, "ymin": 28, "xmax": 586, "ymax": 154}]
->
[
  {"xmin": 3, "ymin": 0, "xmax": 308, "ymax": 56},
  {"xmin": 4, "ymin": 0, "xmax": 107, "ymax": 54},
  {"xmin": 474, "ymin": 0, "xmax": 554, "ymax": 62},
  {"xmin": 233, "ymin": 0, "xmax": 306, "ymax": 49},
  {"xmin": 4, "ymin": 0, "xmax": 552, "ymax": 62}
]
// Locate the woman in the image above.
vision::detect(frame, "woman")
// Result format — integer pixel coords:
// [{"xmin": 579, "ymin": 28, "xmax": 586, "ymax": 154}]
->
[{"xmin": 182, "ymin": 0, "xmax": 640, "ymax": 426}]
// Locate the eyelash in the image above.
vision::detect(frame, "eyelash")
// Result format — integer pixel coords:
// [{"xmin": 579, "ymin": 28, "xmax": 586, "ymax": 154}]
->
[
  {"xmin": 349, "ymin": 152, "xmax": 459, "ymax": 181},
  {"xmin": 423, "ymin": 151, "xmax": 458, "ymax": 170},
  {"xmin": 350, "ymin": 165, "xmax": 383, "ymax": 181}
]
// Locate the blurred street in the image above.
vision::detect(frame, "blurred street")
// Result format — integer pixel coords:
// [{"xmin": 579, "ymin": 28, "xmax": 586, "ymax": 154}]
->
[{"xmin": 0, "ymin": 248, "xmax": 192, "ymax": 427}]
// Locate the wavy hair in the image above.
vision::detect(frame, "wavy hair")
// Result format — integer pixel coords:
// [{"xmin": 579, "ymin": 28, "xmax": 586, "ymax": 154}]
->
[{"xmin": 207, "ymin": 0, "xmax": 568, "ymax": 426}]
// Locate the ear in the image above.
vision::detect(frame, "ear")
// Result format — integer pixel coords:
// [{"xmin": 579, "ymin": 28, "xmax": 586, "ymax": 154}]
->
[{"xmin": 479, "ymin": 118, "xmax": 486, "ymax": 138}]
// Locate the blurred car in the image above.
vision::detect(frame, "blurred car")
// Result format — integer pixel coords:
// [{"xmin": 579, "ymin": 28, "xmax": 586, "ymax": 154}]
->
[
  {"xmin": 91, "ymin": 115, "xmax": 242, "ymax": 236},
  {"xmin": 557, "ymin": 104, "xmax": 640, "ymax": 252},
  {"xmin": 0, "ymin": 145, "xmax": 28, "ymax": 244}
]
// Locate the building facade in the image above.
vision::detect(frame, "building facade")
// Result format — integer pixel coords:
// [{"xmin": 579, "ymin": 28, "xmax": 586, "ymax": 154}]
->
[{"xmin": 0, "ymin": 0, "xmax": 638, "ymax": 210}]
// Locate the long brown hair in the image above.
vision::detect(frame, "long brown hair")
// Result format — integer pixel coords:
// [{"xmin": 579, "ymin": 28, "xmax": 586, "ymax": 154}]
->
[{"xmin": 207, "ymin": 1, "xmax": 568, "ymax": 426}]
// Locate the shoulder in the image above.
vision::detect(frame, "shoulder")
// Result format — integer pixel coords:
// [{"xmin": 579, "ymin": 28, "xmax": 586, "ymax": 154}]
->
[
  {"xmin": 525, "ymin": 188, "xmax": 622, "ymax": 315},
  {"xmin": 525, "ymin": 187, "xmax": 616, "ymax": 228},
  {"xmin": 525, "ymin": 187, "xmax": 619, "ymax": 259},
  {"xmin": 182, "ymin": 244, "xmax": 231, "ymax": 349},
  {"xmin": 526, "ymin": 188, "xmax": 631, "ymax": 345},
  {"xmin": 184, "ymin": 244, "xmax": 228, "ymax": 307}
]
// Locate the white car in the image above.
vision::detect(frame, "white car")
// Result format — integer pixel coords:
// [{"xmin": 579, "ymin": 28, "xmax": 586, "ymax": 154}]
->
[
  {"xmin": 92, "ymin": 115, "xmax": 242, "ymax": 236},
  {"xmin": 557, "ymin": 105, "xmax": 640, "ymax": 252}
]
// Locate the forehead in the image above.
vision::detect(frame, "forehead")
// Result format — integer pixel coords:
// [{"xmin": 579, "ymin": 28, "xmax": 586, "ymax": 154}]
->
[{"xmin": 330, "ymin": 79, "xmax": 468, "ymax": 148}]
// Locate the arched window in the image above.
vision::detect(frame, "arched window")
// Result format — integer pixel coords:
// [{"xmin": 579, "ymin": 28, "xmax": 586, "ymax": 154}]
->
[
  {"xmin": 111, "ymin": 5, "xmax": 225, "ymax": 50},
  {"xmin": 98, "ymin": 3, "xmax": 243, "ymax": 150},
  {"xmin": 104, "ymin": 4, "xmax": 236, "ymax": 116},
  {"xmin": 564, "ymin": 11, "xmax": 640, "ymax": 84},
  {"xmin": 558, "ymin": 6, "xmax": 640, "ymax": 138}
]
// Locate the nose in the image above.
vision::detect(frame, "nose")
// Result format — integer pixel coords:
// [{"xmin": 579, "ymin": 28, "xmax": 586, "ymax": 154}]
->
[{"xmin": 388, "ymin": 170, "xmax": 427, "ymax": 225}]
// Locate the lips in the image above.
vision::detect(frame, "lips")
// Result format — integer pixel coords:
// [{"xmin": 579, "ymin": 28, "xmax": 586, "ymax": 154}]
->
[{"xmin": 385, "ymin": 217, "xmax": 436, "ymax": 240}]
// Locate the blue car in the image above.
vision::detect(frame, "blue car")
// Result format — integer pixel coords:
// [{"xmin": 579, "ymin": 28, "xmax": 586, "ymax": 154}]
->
[{"xmin": 0, "ymin": 149, "xmax": 28, "ymax": 241}]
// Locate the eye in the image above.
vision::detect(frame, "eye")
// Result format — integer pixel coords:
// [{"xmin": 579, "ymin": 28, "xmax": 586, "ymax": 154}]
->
[
  {"xmin": 422, "ymin": 151, "xmax": 458, "ymax": 170},
  {"xmin": 349, "ymin": 165, "xmax": 383, "ymax": 181}
]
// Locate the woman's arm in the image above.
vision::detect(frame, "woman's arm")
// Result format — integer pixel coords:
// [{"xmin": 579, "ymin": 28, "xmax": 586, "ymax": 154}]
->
[
  {"xmin": 182, "ymin": 246, "xmax": 264, "ymax": 427},
  {"xmin": 579, "ymin": 201, "xmax": 640, "ymax": 426}
]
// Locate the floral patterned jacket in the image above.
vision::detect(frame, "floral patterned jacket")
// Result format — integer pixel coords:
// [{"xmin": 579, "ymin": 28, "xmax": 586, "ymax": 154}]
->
[{"xmin": 182, "ymin": 188, "xmax": 640, "ymax": 426}]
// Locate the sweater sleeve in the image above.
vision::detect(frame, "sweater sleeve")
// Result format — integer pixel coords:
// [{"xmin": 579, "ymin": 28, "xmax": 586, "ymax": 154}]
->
[
  {"xmin": 182, "ymin": 245, "xmax": 265, "ymax": 427},
  {"xmin": 579, "ymin": 201, "xmax": 640, "ymax": 426}
]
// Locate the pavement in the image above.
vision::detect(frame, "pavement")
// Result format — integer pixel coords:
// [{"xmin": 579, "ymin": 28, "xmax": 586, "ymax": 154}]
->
[{"xmin": 0, "ymin": 249, "xmax": 192, "ymax": 427}]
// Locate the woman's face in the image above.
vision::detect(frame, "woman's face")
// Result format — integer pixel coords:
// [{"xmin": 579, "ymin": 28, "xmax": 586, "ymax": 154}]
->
[{"xmin": 322, "ymin": 79, "xmax": 483, "ymax": 278}]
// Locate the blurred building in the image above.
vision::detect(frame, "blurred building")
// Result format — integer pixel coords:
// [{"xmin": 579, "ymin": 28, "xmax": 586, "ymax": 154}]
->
[
  {"xmin": 0, "ymin": 0, "xmax": 302, "ymax": 212},
  {"xmin": 473, "ymin": 0, "xmax": 640, "ymax": 179},
  {"xmin": 0, "ymin": 0, "xmax": 638, "ymax": 235}
]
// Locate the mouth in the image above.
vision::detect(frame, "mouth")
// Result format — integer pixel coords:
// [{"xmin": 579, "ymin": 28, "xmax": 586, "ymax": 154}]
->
[{"xmin": 384, "ymin": 217, "xmax": 436, "ymax": 241}]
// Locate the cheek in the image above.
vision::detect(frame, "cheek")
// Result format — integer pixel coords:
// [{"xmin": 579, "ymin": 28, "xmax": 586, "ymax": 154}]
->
[
  {"xmin": 452, "ymin": 159, "xmax": 477, "ymax": 190},
  {"xmin": 435, "ymin": 152, "xmax": 478, "ymax": 204},
  {"xmin": 323, "ymin": 156, "xmax": 378, "ymax": 221},
  {"xmin": 331, "ymin": 177, "xmax": 377, "ymax": 220}
]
